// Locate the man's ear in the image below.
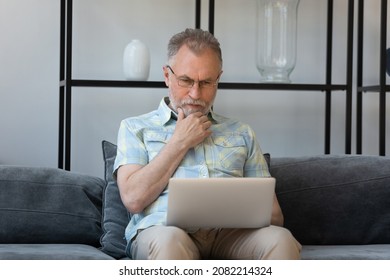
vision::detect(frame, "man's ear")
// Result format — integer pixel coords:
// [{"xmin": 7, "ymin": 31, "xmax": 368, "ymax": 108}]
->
[
  {"xmin": 218, "ymin": 70, "xmax": 224, "ymax": 81},
  {"xmin": 163, "ymin": 65, "xmax": 170, "ymax": 87}
]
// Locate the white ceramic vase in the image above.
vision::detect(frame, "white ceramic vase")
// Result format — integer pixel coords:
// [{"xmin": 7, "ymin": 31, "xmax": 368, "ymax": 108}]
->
[{"xmin": 123, "ymin": 39, "xmax": 150, "ymax": 81}]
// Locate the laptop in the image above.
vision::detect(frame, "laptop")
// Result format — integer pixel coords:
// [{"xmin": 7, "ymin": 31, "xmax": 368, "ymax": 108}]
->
[{"xmin": 166, "ymin": 177, "xmax": 275, "ymax": 229}]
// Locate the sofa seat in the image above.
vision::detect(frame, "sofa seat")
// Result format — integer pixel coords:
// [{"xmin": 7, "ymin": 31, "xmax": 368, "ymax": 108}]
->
[
  {"xmin": 301, "ymin": 244, "xmax": 390, "ymax": 260},
  {"xmin": 0, "ymin": 244, "xmax": 114, "ymax": 260}
]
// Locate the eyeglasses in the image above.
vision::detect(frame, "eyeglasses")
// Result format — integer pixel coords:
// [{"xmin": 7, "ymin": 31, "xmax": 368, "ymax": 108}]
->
[{"xmin": 166, "ymin": 65, "xmax": 220, "ymax": 89}]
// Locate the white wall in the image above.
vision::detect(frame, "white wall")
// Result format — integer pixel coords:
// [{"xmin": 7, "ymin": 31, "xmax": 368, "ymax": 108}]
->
[
  {"xmin": 1, "ymin": 0, "xmax": 389, "ymax": 178},
  {"xmin": 0, "ymin": 0, "xmax": 59, "ymax": 167}
]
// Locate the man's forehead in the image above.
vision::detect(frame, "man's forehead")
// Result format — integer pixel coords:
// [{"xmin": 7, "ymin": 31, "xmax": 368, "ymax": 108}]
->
[{"xmin": 171, "ymin": 48, "xmax": 221, "ymax": 76}]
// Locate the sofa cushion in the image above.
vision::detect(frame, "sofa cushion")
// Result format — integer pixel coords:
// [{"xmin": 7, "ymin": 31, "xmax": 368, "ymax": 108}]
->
[
  {"xmin": 270, "ymin": 155, "xmax": 390, "ymax": 245},
  {"xmin": 100, "ymin": 141, "xmax": 129, "ymax": 259},
  {"xmin": 301, "ymin": 244, "xmax": 390, "ymax": 260},
  {"xmin": 0, "ymin": 166, "xmax": 104, "ymax": 246},
  {"xmin": 0, "ymin": 244, "xmax": 114, "ymax": 260}
]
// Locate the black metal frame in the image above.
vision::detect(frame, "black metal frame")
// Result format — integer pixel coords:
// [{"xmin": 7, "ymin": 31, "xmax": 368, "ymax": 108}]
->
[
  {"xmin": 58, "ymin": 0, "xmax": 354, "ymax": 170},
  {"xmin": 356, "ymin": 0, "xmax": 388, "ymax": 156}
]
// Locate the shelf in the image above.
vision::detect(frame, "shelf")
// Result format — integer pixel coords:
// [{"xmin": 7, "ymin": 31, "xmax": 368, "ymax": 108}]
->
[
  {"xmin": 58, "ymin": 0, "xmax": 354, "ymax": 170},
  {"xmin": 212, "ymin": 83, "xmax": 347, "ymax": 91},
  {"xmin": 60, "ymin": 80, "xmax": 166, "ymax": 88},
  {"xmin": 358, "ymin": 85, "xmax": 390, "ymax": 92},
  {"xmin": 60, "ymin": 79, "xmax": 348, "ymax": 91}
]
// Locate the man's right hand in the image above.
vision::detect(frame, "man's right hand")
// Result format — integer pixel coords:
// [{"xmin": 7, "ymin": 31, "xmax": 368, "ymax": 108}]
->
[
  {"xmin": 117, "ymin": 108, "xmax": 212, "ymax": 214},
  {"xmin": 171, "ymin": 108, "xmax": 212, "ymax": 149}
]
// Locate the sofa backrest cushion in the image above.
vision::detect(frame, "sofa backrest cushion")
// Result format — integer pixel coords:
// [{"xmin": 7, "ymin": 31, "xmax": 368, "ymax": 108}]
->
[
  {"xmin": 0, "ymin": 166, "xmax": 105, "ymax": 246},
  {"xmin": 100, "ymin": 141, "xmax": 129, "ymax": 259},
  {"xmin": 270, "ymin": 155, "xmax": 390, "ymax": 245}
]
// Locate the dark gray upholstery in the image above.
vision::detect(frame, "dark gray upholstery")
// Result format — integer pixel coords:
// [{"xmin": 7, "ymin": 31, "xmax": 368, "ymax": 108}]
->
[
  {"xmin": 100, "ymin": 141, "xmax": 129, "ymax": 259},
  {"xmin": 1, "ymin": 143, "xmax": 389, "ymax": 259},
  {"xmin": 300, "ymin": 245, "xmax": 390, "ymax": 260},
  {"xmin": 270, "ymin": 155, "xmax": 390, "ymax": 247},
  {"xmin": 0, "ymin": 244, "xmax": 114, "ymax": 260},
  {"xmin": 0, "ymin": 166, "xmax": 104, "ymax": 246}
]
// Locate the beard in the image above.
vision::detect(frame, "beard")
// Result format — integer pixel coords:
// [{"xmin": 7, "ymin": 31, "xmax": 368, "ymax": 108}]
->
[{"xmin": 169, "ymin": 95, "xmax": 213, "ymax": 117}]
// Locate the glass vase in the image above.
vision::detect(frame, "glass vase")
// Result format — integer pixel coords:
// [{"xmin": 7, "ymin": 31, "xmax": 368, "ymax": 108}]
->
[{"xmin": 256, "ymin": 0, "xmax": 300, "ymax": 83}]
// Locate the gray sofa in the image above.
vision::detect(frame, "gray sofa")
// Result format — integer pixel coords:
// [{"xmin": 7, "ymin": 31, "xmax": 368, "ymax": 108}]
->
[{"xmin": 0, "ymin": 140, "xmax": 389, "ymax": 260}]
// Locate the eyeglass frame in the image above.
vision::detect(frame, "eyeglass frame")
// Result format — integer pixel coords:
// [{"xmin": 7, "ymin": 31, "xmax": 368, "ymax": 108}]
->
[{"xmin": 166, "ymin": 65, "xmax": 221, "ymax": 89}]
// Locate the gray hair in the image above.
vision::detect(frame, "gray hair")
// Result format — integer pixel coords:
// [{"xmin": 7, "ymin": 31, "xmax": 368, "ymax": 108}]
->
[{"xmin": 167, "ymin": 28, "xmax": 223, "ymax": 68}]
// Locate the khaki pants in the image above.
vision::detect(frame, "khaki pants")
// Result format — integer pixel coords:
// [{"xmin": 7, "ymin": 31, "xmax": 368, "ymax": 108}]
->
[{"xmin": 130, "ymin": 225, "xmax": 301, "ymax": 260}]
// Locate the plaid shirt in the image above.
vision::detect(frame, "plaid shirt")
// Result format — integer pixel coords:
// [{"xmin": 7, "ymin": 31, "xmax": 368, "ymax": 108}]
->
[{"xmin": 114, "ymin": 97, "xmax": 270, "ymax": 252}]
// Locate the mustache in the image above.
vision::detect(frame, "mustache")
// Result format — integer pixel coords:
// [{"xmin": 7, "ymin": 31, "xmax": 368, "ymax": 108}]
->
[{"xmin": 179, "ymin": 99, "xmax": 206, "ymax": 107}]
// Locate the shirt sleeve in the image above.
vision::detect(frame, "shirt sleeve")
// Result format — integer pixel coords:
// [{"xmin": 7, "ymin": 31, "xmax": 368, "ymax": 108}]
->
[
  {"xmin": 113, "ymin": 119, "xmax": 148, "ymax": 177},
  {"xmin": 243, "ymin": 126, "xmax": 271, "ymax": 178}
]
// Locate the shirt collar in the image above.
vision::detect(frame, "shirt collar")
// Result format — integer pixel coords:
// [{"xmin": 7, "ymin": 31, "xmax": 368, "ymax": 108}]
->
[{"xmin": 158, "ymin": 97, "xmax": 218, "ymax": 125}]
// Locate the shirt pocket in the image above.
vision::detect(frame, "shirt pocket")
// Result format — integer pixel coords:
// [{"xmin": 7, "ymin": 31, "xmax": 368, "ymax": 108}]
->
[
  {"xmin": 211, "ymin": 135, "xmax": 248, "ymax": 172},
  {"xmin": 143, "ymin": 131, "xmax": 169, "ymax": 161}
]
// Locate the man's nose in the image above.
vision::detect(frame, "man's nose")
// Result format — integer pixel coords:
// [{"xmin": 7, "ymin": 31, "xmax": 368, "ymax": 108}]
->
[{"xmin": 188, "ymin": 82, "xmax": 202, "ymax": 99}]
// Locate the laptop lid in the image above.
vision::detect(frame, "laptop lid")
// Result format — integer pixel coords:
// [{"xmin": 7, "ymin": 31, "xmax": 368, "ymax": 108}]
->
[{"xmin": 166, "ymin": 177, "xmax": 275, "ymax": 229}]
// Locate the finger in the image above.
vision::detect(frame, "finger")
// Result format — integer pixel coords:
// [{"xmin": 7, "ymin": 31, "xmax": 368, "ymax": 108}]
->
[
  {"xmin": 190, "ymin": 111, "xmax": 204, "ymax": 118},
  {"xmin": 204, "ymin": 120, "xmax": 212, "ymax": 129},
  {"xmin": 177, "ymin": 107, "xmax": 185, "ymax": 121},
  {"xmin": 203, "ymin": 121, "xmax": 212, "ymax": 130},
  {"xmin": 199, "ymin": 115, "xmax": 210, "ymax": 123}
]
